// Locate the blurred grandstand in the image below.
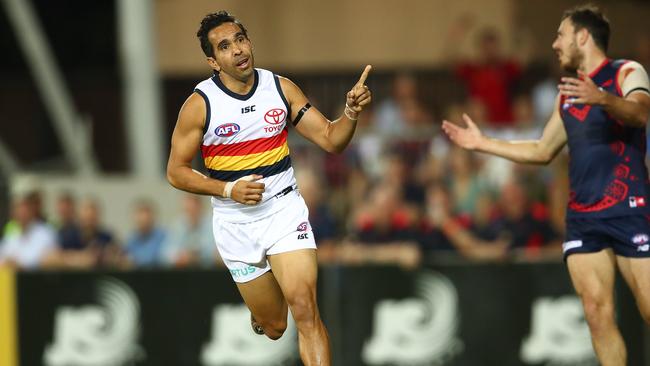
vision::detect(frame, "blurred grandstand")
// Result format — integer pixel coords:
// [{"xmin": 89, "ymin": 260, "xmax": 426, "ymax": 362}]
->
[{"xmin": 1, "ymin": 0, "xmax": 650, "ymax": 365}]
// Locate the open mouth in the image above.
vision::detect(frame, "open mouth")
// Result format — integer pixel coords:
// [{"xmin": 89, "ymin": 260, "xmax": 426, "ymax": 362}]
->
[{"xmin": 236, "ymin": 58, "xmax": 249, "ymax": 69}]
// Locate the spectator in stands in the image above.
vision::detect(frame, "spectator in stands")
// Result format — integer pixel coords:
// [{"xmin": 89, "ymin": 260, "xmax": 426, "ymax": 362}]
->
[
  {"xmin": 418, "ymin": 183, "xmax": 457, "ymax": 255},
  {"xmin": 490, "ymin": 177, "xmax": 562, "ymax": 260},
  {"xmin": 382, "ymin": 152, "xmax": 425, "ymax": 205},
  {"xmin": 372, "ymin": 72, "xmax": 434, "ymax": 136},
  {"xmin": 511, "ymin": 94, "xmax": 537, "ymax": 130},
  {"xmin": 125, "ymin": 199, "xmax": 166, "ymax": 267},
  {"xmin": 416, "ymin": 149, "xmax": 445, "ymax": 189},
  {"xmin": 354, "ymin": 183, "xmax": 417, "ymax": 243},
  {"xmin": 445, "ymin": 14, "xmax": 525, "ymax": 126},
  {"xmin": 0, "ymin": 194, "xmax": 57, "ymax": 269},
  {"xmin": 54, "ymin": 192, "xmax": 83, "ymax": 251},
  {"xmin": 446, "ymin": 145, "xmax": 490, "ymax": 218},
  {"xmin": 342, "ymin": 183, "xmax": 420, "ymax": 268},
  {"xmin": 45, "ymin": 197, "xmax": 125, "ymax": 268},
  {"xmin": 2, "ymin": 186, "xmax": 46, "ymax": 239},
  {"xmin": 79, "ymin": 198, "xmax": 116, "ymax": 250},
  {"xmin": 162, "ymin": 194, "xmax": 217, "ymax": 268},
  {"xmin": 419, "ymin": 183, "xmax": 508, "ymax": 262},
  {"xmin": 478, "ymin": 95, "xmax": 543, "ymax": 190},
  {"xmin": 337, "ymin": 165, "xmax": 371, "ymax": 231}
]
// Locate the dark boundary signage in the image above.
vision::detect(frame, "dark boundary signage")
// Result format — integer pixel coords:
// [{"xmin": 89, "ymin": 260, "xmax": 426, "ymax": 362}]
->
[{"xmin": 12, "ymin": 264, "xmax": 648, "ymax": 366}]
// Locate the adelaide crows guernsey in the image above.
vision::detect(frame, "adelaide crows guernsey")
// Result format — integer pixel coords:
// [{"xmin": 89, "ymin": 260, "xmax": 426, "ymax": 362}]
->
[
  {"xmin": 195, "ymin": 68, "xmax": 296, "ymax": 222},
  {"xmin": 560, "ymin": 59, "xmax": 650, "ymax": 219}
]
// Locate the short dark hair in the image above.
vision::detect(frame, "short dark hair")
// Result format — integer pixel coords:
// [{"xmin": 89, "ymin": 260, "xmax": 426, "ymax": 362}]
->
[
  {"xmin": 562, "ymin": 4, "xmax": 610, "ymax": 52},
  {"xmin": 196, "ymin": 11, "xmax": 248, "ymax": 58}
]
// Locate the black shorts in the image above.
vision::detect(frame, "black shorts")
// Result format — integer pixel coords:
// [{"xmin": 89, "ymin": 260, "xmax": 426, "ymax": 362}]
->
[{"xmin": 563, "ymin": 215, "xmax": 650, "ymax": 259}]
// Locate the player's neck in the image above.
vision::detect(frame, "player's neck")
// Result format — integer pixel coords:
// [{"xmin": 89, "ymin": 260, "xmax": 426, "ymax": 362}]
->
[
  {"xmin": 579, "ymin": 51, "xmax": 608, "ymax": 76},
  {"xmin": 218, "ymin": 72, "xmax": 255, "ymax": 94}
]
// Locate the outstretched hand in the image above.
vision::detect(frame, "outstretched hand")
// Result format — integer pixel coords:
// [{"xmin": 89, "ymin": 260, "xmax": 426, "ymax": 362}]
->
[
  {"xmin": 345, "ymin": 65, "xmax": 373, "ymax": 117},
  {"xmin": 441, "ymin": 113, "xmax": 483, "ymax": 150},
  {"xmin": 558, "ymin": 70, "xmax": 607, "ymax": 106}
]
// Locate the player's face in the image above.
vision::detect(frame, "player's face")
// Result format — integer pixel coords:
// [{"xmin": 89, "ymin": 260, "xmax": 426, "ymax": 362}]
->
[
  {"xmin": 552, "ymin": 19, "xmax": 582, "ymax": 73},
  {"xmin": 207, "ymin": 22, "xmax": 255, "ymax": 81}
]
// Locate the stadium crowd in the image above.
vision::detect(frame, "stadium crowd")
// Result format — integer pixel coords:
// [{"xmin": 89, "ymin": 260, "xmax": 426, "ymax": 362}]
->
[{"xmin": 2, "ymin": 24, "xmax": 648, "ymax": 271}]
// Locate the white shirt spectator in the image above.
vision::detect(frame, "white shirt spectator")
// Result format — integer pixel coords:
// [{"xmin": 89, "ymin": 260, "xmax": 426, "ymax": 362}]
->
[{"xmin": 0, "ymin": 222, "xmax": 56, "ymax": 269}]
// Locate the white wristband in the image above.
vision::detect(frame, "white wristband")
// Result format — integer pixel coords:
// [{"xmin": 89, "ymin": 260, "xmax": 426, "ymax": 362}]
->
[
  {"xmin": 223, "ymin": 175, "xmax": 259, "ymax": 199},
  {"xmin": 223, "ymin": 181, "xmax": 237, "ymax": 198},
  {"xmin": 344, "ymin": 104, "xmax": 359, "ymax": 121}
]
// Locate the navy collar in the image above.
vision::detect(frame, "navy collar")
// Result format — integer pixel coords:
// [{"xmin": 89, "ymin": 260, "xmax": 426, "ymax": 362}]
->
[{"xmin": 212, "ymin": 69, "xmax": 259, "ymax": 101}]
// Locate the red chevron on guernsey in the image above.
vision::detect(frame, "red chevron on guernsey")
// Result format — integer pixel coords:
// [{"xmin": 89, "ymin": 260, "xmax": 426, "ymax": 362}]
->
[{"xmin": 201, "ymin": 128, "xmax": 287, "ymax": 158}]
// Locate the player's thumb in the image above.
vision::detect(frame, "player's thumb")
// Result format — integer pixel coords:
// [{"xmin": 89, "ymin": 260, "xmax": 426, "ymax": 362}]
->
[{"xmin": 462, "ymin": 113, "xmax": 478, "ymax": 129}]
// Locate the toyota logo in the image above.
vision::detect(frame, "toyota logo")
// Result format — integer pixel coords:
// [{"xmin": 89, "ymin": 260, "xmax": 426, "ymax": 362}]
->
[{"xmin": 264, "ymin": 108, "xmax": 286, "ymax": 125}]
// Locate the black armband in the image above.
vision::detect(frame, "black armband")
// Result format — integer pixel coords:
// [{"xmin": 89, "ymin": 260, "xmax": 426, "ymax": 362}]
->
[
  {"xmin": 293, "ymin": 103, "xmax": 311, "ymax": 126},
  {"xmin": 625, "ymin": 87, "xmax": 650, "ymax": 97}
]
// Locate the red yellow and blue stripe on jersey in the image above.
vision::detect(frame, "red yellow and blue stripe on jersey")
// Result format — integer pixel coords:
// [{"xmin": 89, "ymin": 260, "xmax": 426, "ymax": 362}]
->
[{"xmin": 201, "ymin": 128, "xmax": 291, "ymax": 181}]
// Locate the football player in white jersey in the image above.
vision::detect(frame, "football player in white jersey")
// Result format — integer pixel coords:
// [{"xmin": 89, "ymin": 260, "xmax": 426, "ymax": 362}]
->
[{"xmin": 166, "ymin": 11, "xmax": 371, "ymax": 366}]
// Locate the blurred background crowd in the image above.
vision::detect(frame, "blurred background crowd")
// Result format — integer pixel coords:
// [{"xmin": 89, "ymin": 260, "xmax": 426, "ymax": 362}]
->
[{"xmin": 1, "ymin": 0, "xmax": 650, "ymax": 271}]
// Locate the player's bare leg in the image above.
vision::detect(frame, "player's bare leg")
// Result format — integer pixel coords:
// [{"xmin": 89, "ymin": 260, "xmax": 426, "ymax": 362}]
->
[
  {"xmin": 269, "ymin": 249, "xmax": 330, "ymax": 366},
  {"xmin": 616, "ymin": 257, "xmax": 650, "ymax": 325},
  {"xmin": 567, "ymin": 249, "xmax": 625, "ymax": 366},
  {"xmin": 236, "ymin": 271, "xmax": 288, "ymax": 340}
]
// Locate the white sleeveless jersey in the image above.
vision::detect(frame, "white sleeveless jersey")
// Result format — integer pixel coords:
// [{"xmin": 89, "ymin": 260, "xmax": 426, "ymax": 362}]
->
[{"xmin": 195, "ymin": 68, "xmax": 297, "ymax": 222}]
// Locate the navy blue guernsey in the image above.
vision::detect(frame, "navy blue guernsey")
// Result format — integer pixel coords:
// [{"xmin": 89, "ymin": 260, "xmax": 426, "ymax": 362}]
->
[{"xmin": 560, "ymin": 59, "xmax": 650, "ymax": 219}]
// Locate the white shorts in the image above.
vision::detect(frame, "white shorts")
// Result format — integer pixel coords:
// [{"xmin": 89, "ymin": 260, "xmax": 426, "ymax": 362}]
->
[{"xmin": 212, "ymin": 190, "xmax": 317, "ymax": 283}]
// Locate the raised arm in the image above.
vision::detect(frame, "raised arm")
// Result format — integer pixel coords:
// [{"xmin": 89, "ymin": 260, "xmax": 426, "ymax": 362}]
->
[
  {"xmin": 166, "ymin": 93, "xmax": 265, "ymax": 205},
  {"xmin": 279, "ymin": 65, "xmax": 372, "ymax": 154},
  {"xmin": 442, "ymin": 95, "xmax": 567, "ymax": 165},
  {"xmin": 558, "ymin": 63, "xmax": 650, "ymax": 128}
]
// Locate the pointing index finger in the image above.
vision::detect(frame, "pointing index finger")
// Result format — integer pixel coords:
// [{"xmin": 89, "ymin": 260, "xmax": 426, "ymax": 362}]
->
[{"xmin": 356, "ymin": 65, "xmax": 372, "ymax": 86}]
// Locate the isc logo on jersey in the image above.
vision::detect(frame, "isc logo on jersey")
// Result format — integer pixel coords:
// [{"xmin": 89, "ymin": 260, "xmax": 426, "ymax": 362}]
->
[{"xmin": 215, "ymin": 123, "xmax": 241, "ymax": 137}]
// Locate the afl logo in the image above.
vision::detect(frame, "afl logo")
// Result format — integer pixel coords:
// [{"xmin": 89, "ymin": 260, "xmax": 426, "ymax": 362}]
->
[
  {"xmin": 215, "ymin": 123, "xmax": 240, "ymax": 137},
  {"xmin": 297, "ymin": 222, "xmax": 308, "ymax": 232},
  {"xmin": 264, "ymin": 109, "xmax": 286, "ymax": 125}
]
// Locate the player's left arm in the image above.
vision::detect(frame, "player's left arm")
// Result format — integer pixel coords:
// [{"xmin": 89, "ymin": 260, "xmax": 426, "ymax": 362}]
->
[
  {"xmin": 278, "ymin": 65, "xmax": 372, "ymax": 153},
  {"xmin": 559, "ymin": 61, "xmax": 650, "ymax": 128}
]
